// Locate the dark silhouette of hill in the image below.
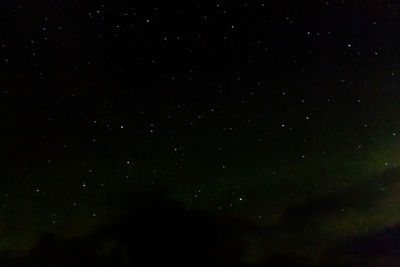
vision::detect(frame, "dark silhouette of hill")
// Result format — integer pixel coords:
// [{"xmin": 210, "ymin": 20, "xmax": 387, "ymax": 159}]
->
[
  {"xmin": 320, "ymin": 221, "xmax": 400, "ymax": 266},
  {"xmin": 0, "ymin": 190, "xmax": 258, "ymax": 267},
  {"xmin": 5, "ymin": 168, "xmax": 400, "ymax": 267}
]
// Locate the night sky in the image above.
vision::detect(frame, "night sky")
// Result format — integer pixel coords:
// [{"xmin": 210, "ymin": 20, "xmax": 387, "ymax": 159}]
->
[{"xmin": 2, "ymin": 0, "xmax": 400, "ymax": 266}]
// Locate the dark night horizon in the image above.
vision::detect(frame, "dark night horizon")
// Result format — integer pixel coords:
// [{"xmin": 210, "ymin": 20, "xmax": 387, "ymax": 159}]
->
[{"xmin": 2, "ymin": 0, "xmax": 400, "ymax": 266}]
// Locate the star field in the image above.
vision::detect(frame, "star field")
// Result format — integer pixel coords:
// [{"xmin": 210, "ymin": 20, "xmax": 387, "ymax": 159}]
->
[{"xmin": 2, "ymin": 0, "xmax": 400, "ymax": 266}]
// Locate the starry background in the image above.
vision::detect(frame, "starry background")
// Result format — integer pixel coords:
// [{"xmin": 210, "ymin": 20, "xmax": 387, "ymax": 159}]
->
[{"xmin": 2, "ymin": 0, "xmax": 400, "ymax": 266}]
